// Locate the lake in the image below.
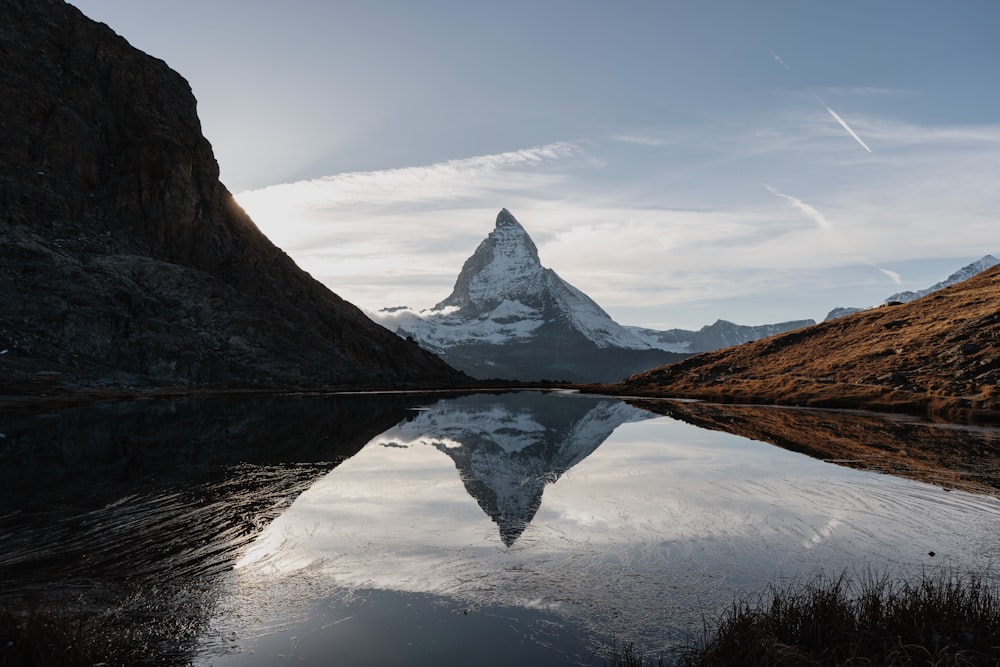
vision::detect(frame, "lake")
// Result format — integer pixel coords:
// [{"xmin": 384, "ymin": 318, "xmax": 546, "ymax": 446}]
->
[{"xmin": 2, "ymin": 390, "xmax": 998, "ymax": 665}]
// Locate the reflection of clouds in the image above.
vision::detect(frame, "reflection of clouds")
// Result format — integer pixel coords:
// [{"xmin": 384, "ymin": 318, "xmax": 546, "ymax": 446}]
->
[
  {"xmin": 805, "ymin": 517, "xmax": 844, "ymax": 549},
  {"xmin": 230, "ymin": 396, "xmax": 1000, "ymax": 649}
]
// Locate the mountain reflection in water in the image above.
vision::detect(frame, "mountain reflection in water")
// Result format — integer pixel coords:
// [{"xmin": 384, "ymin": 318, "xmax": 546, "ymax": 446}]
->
[
  {"xmin": 628, "ymin": 398, "xmax": 1000, "ymax": 496},
  {"xmin": 220, "ymin": 391, "xmax": 1000, "ymax": 664},
  {"xmin": 375, "ymin": 392, "xmax": 654, "ymax": 545},
  {"xmin": 3, "ymin": 391, "xmax": 1000, "ymax": 665}
]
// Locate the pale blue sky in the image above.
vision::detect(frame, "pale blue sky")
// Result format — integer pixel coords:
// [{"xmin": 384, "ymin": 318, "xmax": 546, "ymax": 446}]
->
[{"xmin": 72, "ymin": 1, "xmax": 1000, "ymax": 329}]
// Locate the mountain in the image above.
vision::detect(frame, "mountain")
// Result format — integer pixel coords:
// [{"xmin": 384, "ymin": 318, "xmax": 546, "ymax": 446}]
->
[
  {"xmin": 884, "ymin": 255, "xmax": 999, "ymax": 303},
  {"xmin": 824, "ymin": 306, "xmax": 863, "ymax": 321},
  {"xmin": 373, "ymin": 391, "xmax": 654, "ymax": 545},
  {"xmin": 824, "ymin": 255, "xmax": 999, "ymax": 321},
  {"xmin": 627, "ymin": 318, "xmax": 815, "ymax": 354},
  {"xmin": 0, "ymin": 0, "xmax": 465, "ymax": 393},
  {"xmin": 614, "ymin": 263, "xmax": 1000, "ymax": 421},
  {"xmin": 375, "ymin": 209, "xmax": 687, "ymax": 382}
]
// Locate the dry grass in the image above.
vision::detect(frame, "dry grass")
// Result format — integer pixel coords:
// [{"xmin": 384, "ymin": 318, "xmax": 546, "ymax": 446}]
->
[
  {"xmin": 681, "ymin": 570, "xmax": 1000, "ymax": 666},
  {"xmin": 605, "ymin": 265, "xmax": 1000, "ymax": 422}
]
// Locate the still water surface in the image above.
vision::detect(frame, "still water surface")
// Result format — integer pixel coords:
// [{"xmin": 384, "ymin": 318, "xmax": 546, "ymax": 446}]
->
[{"xmin": 2, "ymin": 390, "xmax": 998, "ymax": 665}]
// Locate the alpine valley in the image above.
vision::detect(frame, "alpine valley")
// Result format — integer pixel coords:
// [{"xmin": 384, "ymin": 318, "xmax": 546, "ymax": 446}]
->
[{"xmin": 374, "ymin": 209, "xmax": 811, "ymax": 382}]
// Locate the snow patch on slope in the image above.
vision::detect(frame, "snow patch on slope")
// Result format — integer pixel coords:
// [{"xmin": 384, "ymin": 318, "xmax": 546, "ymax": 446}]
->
[{"xmin": 371, "ymin": 209, "xmax": 650, "ymax": 351}]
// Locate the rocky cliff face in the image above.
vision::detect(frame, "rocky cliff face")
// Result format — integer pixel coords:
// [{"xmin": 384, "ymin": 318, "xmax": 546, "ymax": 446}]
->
[{"xmin": 0, "ymin": 0, "xmax": 466, "ymax": 390}]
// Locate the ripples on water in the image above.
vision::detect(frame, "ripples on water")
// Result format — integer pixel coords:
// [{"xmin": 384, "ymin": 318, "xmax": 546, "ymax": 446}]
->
[{"xmin": 2, "ymin": 391, "xmax": 999, "ymax": 665}]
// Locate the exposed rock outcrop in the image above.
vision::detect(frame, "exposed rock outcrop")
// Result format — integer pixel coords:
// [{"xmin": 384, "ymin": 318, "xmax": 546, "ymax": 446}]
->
[{"xmin": 0, "ymin": 0, "xmax": 466, "ymax": 391}]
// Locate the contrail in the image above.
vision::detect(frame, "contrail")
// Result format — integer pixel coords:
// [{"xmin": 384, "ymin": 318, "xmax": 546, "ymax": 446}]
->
[
  {"xmin": 769, "ymin": 49, "xmax": 791, "ymax": 70},
  {"xmin": 814, "ymin": 94, "xmax": 872, "ymax": 153},
  {"xmin": 763, "ymin": 184, "xmax": 833, "ymax": 231},
  {"xmin": 767, "ymin": 52, "xmax": 872, "ymax": 153}
]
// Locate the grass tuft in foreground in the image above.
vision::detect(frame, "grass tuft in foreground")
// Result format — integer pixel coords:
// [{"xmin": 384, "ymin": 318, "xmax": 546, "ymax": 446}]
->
[{"xmin": 681, "ymin": 570, "xmax": 1000, "ymax": 666}]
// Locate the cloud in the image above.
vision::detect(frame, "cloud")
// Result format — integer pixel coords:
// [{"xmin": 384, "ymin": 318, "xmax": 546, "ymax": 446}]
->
[
  {"xmin": 814, "ymin": 86, "xmax": 918, "ymax": 98},
  {"xmin": 231, "ymin": 105, "xmax": 1000, "ymax": 331},
  {"xmin": 613, "ymin": 134, "xmax": 667, "ymax": 147},
  {"xmin": 874, "ymin": 266, "xmax": 903, "ymax": 285},
  {"xmin": 238, "ymin": 141, "xmax": 580, "ymax": 211},
  {"xmin": 762, "ymin": 184, "xmax": 833, "ymax": 231}
]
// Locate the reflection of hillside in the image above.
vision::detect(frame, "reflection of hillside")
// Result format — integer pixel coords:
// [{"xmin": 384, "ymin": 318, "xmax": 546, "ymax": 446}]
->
[
  {"xmin": 378, "ymin": 392, "xmax": 654, "ymax": 545},
  {"xmin": 0, "ymin": 393, "xmax": 436, "ymax": 663},
  {"xmin": 628, "ymin": 399, "xmax": 1000, "ymax": 496}
]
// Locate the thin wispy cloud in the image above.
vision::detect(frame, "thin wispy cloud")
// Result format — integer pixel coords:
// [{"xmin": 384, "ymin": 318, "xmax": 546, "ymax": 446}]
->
[
  {"xmin": 874, "ymin": 266, "xmax": 903, "ymax": 285},
  {"xmin": 613, "ymin": 134, "xmax": 667, "ymax": 147},
  {"xmin": 763, "ymin": 184, "xmax": 833, "ymax": 231},
  {"xmin": 813, "ymin": 94, "xmax": 872, "ymax": 153},
  {"xmin": 237, "ymin": 142, "xmax": 580, "ymax": 212},
  {"xmin": 814, "ymin": 86, "xmax": 917, "ymax": 98}
]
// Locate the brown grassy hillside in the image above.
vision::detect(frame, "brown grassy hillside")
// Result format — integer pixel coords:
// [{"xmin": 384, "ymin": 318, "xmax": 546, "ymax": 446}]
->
[
  {"xmin": 625, "ymin": 399, "xmax": 1000, "ymax": 496},
  {"xmin": 611, "ymin": 264, "xmax": 1000, "ymax": 421}
]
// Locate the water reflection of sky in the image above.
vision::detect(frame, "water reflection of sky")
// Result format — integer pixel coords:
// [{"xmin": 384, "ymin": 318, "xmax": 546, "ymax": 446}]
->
[{"xmin": 212, "ymin": 392, "xmax": 1000, "ymax": 660}]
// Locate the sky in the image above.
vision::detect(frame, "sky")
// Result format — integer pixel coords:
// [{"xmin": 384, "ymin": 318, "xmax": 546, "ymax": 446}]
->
[{"xmin": 72, "ymin": 1, "xmax": 1000, "ymax": 330}]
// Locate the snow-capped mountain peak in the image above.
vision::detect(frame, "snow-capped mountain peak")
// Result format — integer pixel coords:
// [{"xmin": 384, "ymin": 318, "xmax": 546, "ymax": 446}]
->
[
  {"xmin": 378, "ymin": 209, "xmax": 651, "ymax": 360},
  {"xmin": 370, "ymin": 208, "xmax": 816, "ymax": 381},
  {"xmin": 435, "ymin": 209, "xmax": 545, "ymax": 311}
]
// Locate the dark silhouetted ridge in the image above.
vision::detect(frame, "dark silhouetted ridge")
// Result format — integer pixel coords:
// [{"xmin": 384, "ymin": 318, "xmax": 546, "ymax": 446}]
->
[{"xmin": 0, "ymin": 0, "xmax": 467, "ymax": 390}]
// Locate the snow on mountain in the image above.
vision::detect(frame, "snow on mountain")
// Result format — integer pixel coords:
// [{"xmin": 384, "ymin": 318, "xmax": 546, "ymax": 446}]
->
[
  {"xmin": 377, "ymin": 209, "xmax": 649, "ymax": 353},
  {"xmin": 371, "ymin": 391, "xmax": 655, "ymax": 545},
  {"xmin": 825, "ymin": 255, "xmax": 999, "ymax": 321},
  {"xmin": 626, "ymin": 318, "xmax": 815, "ymax": 354},
  {"xmin": 884, "ymin": 255, "xmax": 999, "ymax": 304},
  {"xmin": 372, "ymin": 208, "xmax": 827, "ymax": 381},
  {"xmin": 372, "ymin": 209, "xmax": 691, "ymax": 381}
]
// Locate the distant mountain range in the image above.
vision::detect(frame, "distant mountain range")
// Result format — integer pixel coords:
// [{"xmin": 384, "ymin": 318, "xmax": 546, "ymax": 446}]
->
[
  {"xmin": 626, "ymin": 319, "xmax": 815, "ymax": 354},
  {"xmin": 824, "ymin": 255, "xmax": 999, "ymax": 321},
  {"xmin": 616, "ymin": 261, "xmax": 1000, "ymax": 419},
  {"xmin": 374, "ymin": 210, "xmax": 809, "ymax": 382}
]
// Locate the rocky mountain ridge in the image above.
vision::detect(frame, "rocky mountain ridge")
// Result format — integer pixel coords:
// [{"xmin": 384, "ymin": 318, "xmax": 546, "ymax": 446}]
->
[
  {"xmin": 376, "ymin": 209, "xmax": 811, "ymax": 382},
  {"xmin": 824, "ymin": 255, "xmax": 998, "ymax": 321},
  {"xmin": 375, "ymin": 209, "xmax": 686, "ymax": 382},
  {"xmin": 0, "ymin": 0, "xmax": 465, "ymax": 392},
  {"xmin": 627, "ymin": 318, "xmax": 816, "ymax": 354},
  {"xmin": 614, "ymin": 262, "xmax": 1000, "ymax": 421}
]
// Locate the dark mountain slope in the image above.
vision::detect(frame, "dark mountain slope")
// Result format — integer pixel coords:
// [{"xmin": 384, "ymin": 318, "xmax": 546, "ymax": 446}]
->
[
  {"xmin": 0, "ymin": 0, "xmax": 466, "ymax": 391},
  {"xmin": 611, "ymin": 264, "xmax": 1000, "ymax": 421}
]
